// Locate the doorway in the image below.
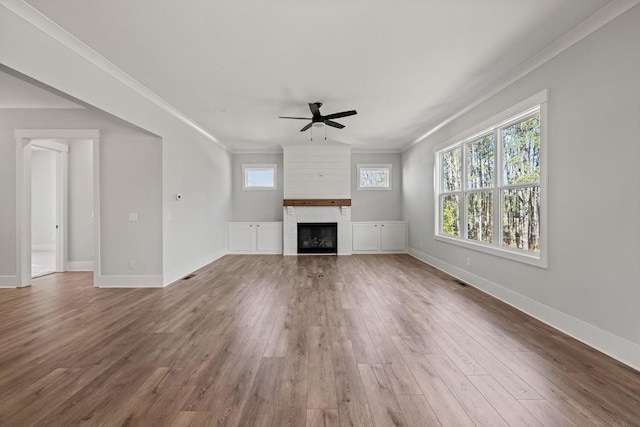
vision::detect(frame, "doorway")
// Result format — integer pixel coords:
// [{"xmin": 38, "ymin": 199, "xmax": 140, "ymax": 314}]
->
[{"xmin": 15, "ymin": 129, "xmax": 101, "ymax": 288}]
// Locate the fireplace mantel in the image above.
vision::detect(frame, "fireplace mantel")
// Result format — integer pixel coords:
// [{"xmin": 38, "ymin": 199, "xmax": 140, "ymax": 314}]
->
[{"xmin": 283, "ymin": 199, "xmax": 351, "ymax": 207}]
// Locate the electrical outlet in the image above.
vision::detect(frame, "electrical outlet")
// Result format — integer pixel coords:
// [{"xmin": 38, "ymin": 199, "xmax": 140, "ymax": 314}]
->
[
  {"xmin": 128, "ymin": 212, "xmax": 138, "ymax": 221},
  {"xmin": 466, "ymin": 257, "xmax": 471, "ymax": 266},
  {"xmin": 129, "ymin": 260, "xmax": 136, "ymax": 270},
  {"xmin": 420, "ymin": 240, "xmax": 423, "ymax": 249}
]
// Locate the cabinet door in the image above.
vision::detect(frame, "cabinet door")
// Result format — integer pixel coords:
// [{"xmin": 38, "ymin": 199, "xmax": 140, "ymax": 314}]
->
[
  {"xmin": 379, "ymin": 223, "xmax": 408, "ymax": 252},
  {"xmin": 255, "ymin": 223, "xmax": 283, "ymax": 253},
  {"xmin": 352, "ymin": 223, "xmax": 378, "ymax": 251},
  {"xmin": 227, "ymin": 223, "xmax": 254, "ymax": 252}
]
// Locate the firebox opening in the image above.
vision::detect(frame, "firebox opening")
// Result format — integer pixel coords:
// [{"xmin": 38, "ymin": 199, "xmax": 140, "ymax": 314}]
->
[{"xmin": 297, "ymin": 222, "xmax": 338, "ymax": 254}]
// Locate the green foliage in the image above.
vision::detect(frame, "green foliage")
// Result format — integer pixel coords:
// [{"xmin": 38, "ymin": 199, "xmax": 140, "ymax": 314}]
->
[{"xmin": 442, "ymin": 195, "xmax": 460, "ymax": 237}]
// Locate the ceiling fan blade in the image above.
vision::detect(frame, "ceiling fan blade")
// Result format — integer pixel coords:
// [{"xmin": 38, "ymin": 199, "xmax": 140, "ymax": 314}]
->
[
  {"xmin": 309, "ymin": 103, "xmax": 322, "ymax": 118},
  {"xmin": 322, "ymin": 110, "xmax": 357, "ymax": 120},
  {"xmin": 279, "ymin": 116, "xmax": 311, "ymax": 120},
  {"xmin": 300, "ymin": 122, "xmax": 313, "ymax": 132},
  {"xmin": 324, "ymin": 120, "xmax": 345, "ymax": 129}
]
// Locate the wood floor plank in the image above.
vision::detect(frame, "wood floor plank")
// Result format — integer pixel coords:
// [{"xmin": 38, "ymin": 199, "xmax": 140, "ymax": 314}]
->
[
  {"xmin": 358, "ymin": 364, "xmax": 408, "ymax": 427},
  {"xmin": 391, "ymin": 335, "xmax": 474, "ymax": 426},
  {"xmin": 307, "ymin": 326, "xmax": 338, "ymax": 409},
  {"xmin": 237, "ymin": 357, "xmax": 285, "ymax": 427},
  {"xmin": 343, "ymin": 309, "xmax": 380, "ymax": 364},
  {"xmin": 330, "ymin": 339, "xmax": 374, "ymax": 427},
  {"xmin": 306, "ymin": 408, "xmax": 339, "ymax": 427},
  {"xmin": 468, "ymin": 375, "xmax": 543, "ymax": 427},
  {"xmin": 1, "ymin": 255, "xmax": 638, "ymax": 426},
  {"xmin": 396, "ymin": 394, "xmax": 442, "ymax": 427}
]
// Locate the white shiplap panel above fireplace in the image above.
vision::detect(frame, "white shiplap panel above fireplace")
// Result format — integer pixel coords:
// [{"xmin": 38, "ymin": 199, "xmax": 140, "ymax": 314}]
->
[{"xmin": 283, "ymin": 144, "xmax": 351, "ymax": 199}]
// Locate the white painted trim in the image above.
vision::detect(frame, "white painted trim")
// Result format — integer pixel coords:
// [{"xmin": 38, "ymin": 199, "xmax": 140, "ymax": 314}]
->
[
  {"xmin": 0, "ymin": 102, "xmax": 84, "ymax": 109},
  {"xmin": 408, "ymin": 248, "xmax": 640, "ymax": 372},
  {"xmin": 15, "ymin": 129, "xmax": 100, "ymax": 139},
  {"xmin": 66, "ymin": 261, "xmax": 93, "ymax": 271},
  {"xmin": 31, "ymin": 139, "xmax": 70, "ymax": 152},
  {"xmin": 226, "ymin": 250, "xmax": 283, "ymax": 255},
  {"xmin": 407, "ymin": 0, "xmax": 640, "ymax": 149},
  {"xmin": 2, "ymin": 0, "xmax": 227, "ymax": 151},
  {"xmin": 232, "ymin": 148, "xmax": 284, "ymax": 154},
  {"xmin": 92, "ymin": 137, "xmax": 101, "ymax": 285},
  {"xmin": 94, "ymin": 275, "xmax": 164, "ymax": 288},
  {"xmin": 32, "ymin": 244, "xmax": 55, "ymax": 251},
  {"xmin": 55, "ymin": 150, "xmax": 68, "ymax": 272},
  {"xmin": 16, "ymin": 138, "xmax": 31, "ymax": 287},
  {"xmin": 351, "ymin": 148, "xmax": 402, "ymax": 154},
  {"xmin": 0, "ymin": 276, "xmax": 18, "ymax": 287}
]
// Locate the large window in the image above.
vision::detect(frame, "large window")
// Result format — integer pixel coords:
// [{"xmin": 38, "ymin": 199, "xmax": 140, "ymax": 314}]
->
[
  {"xmin": 243, "ymin": 164, "xmax": 277, "ymax": 190},
  {"xmin": 436, "ymin": 101, "xmax": 545, "ymax": 267}
]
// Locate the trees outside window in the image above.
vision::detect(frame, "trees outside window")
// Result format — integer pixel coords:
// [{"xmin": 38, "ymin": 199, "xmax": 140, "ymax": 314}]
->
[
  {"xmin": 358, "ymin": 164, "xmax": 392, "ymax": 190},
  {"xmin": 437, "ymin": 108, "xmax": 541, "ymax": 257}
]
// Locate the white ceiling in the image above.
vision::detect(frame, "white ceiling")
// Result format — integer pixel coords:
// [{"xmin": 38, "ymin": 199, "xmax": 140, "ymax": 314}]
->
[{"xmin": 21, "ymin": 0, "xmax": 613, "ymax": 151}]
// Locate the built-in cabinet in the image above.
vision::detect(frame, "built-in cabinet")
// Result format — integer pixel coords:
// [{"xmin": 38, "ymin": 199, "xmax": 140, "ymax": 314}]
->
[
  {"xmin": 226, "ymin": 222, "xmax": 283, "ymax": 254},
  {"xmin": 352, "ymin": 221, "xmax": 408, "ymax": 253}
]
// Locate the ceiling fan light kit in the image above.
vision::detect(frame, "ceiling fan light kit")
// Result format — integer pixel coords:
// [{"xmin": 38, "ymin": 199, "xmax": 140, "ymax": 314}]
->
[{"xmin": 279, "ymin": 103, "xmax": 357, "ymax": 137}]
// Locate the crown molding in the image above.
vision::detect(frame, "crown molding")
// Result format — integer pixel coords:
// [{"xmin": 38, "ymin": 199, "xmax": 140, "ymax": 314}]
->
[
  {"xmin": 406, "ymin": 0, "xmax": 640, "ymax": 151},
  {"xmin": 0, "ymin": 0, "xmax": 228, "ymax": 151},
  {"xmin": 231, "ymin": 148, "xmax": 284, "ymax": 154},
  {"xmin": 351, "ymin": 148, "xmax": 402, "ymax": 154},
  {"xmin": 0, "ymin": 102, "xmax": 84, "ymax": 109}
]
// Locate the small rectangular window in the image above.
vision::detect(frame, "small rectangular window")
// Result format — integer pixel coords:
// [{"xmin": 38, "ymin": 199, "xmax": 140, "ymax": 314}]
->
[
  {"xmin": 243, "ymin": 164, "xmax": 277, "ymax": 190},
  {"xmin": 357, "ymin": 164, "xmax": 392, "ymax": 190}
]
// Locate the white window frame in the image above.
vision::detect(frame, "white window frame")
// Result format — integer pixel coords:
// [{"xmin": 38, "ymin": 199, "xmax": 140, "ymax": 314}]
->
[
  {"xmin": 434, "ymin": 90, "xmax": 548, "ymax": 268},
  {"xmin": 357, "ymin": 163, "xmax": 392, "ymax": 190},
  {"xmin": 242, "ymin": 164, "xmax": 277, "ymax": 190}
]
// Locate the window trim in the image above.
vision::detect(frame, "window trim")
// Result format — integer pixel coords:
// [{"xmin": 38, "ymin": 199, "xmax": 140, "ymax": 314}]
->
[
  {"xmin": 242, "ymin": 164, "xmax": 277, "ymax": 190},
  {"xmin": 357, "ymin": 163, "xmax": 392, "ymax": 190},
  {"xmin": 434, "ymin": 90, "xmax": 548, "ymax": 268}
]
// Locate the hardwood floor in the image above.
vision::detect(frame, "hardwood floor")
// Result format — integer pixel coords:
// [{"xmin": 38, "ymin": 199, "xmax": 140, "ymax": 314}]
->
[{"xmin": 1, "ymin": 254, "xmax": 639, "ymax": 426}]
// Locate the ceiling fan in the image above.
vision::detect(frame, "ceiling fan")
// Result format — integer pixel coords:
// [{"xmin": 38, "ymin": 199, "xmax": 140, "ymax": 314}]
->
[{"xmin": 279, "ymin": 102, "xmax": 357, "ymax": 132}]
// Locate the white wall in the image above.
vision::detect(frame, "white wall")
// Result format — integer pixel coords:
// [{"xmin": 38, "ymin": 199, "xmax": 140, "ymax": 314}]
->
[
  {"xmin": 67, "ymin": 139, "xmax": 93, "ymax": 266},
  {"xmin": 231, "ymin": 152, "xmax": 283, "ymax": 221},
  {"xmin": 0, "ymin": 4, "xmax": 232, "ymax": 286},
  {"xmin": 31, "ymin": 149, "xmax": 56, "ymax": 250},
  {"xmin": 403, "ymin": 5, "xmax": 640, "ymax": 368},
  {"xmin": 351, "ymin": 152, "xmax": 403, "ymax": 221}
]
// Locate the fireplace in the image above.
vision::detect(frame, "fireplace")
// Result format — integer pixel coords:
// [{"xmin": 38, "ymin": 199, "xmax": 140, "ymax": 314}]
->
[{"xmin": 297, "ymin": 223, "xmax": 338, "ymax": 254}]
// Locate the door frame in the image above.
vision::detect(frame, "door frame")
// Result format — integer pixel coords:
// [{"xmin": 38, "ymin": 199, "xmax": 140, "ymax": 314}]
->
[{"xmin": 15, "ymin": 129, "xmax": 101, "ymax": 287}]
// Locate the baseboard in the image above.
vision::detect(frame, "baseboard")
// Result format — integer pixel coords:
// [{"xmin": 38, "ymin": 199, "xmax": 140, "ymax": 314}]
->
[
  {"xmin": 95, "ymin": 275, "xmax": 163, "ymax": 288},
  {"xmin": 67, "ymin": 261, "xmax": 93, "ymax": 271},
  {"xmin": 226, "ymin": 250, "xmax": 283, "ymax": 255},
  {"xmin": 32, "ymin": 244, "xmax": 55, "ymax": 251},
  {"xmin": 0, "ymin": 275, "xmax": 18, "ymax": 288},
  {"xmin": 164, "ymin": 249, "xmax": 227, "ymax": 286},
  {"xmin": 408, "ymin": 247, "xmax": 640, "ymax": 372}
]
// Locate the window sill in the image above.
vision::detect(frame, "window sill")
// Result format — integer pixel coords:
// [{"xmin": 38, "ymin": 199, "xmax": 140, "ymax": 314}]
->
[{"xmin": 434, "ymin": 235, "xmax": 548, "ymax": 269}]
